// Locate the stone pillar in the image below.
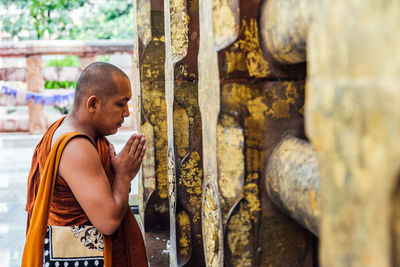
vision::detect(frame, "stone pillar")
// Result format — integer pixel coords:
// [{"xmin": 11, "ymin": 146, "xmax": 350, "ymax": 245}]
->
[
  {"xmin": 26, "ymin": 55, "xmax": 46, "ymax": 134},
  {"xmin": 134, "ymin": 0, "xmax": 151, "ymax": 225},
  {"xmin": 79, "ymin": 54, "xmax": 95, "ymax": 71},
  {"xmin": 306, "ymin": 0, "xmax": 400, "ymax": 266},
  {"xmin": 198, "ymin": 0, "xmax": 223, "ymax": 265},
  {"xmin": 135, "ymin": 1, "xmax": 171, "ymax": 265},
  {"xmin": 129, "ymin": 54, "xmax": 137, "ymax": 131},
  {"xmin": 164, "ymin": 0, "xmax": 204, "ymax": 266},
  {"xmin": 137, "ymin": 0, "xmax": 170, "ymax": 233}
]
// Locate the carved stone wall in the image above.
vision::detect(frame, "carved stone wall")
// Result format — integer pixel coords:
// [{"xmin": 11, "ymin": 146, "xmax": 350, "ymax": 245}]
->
[
  {"xmin": 134, "ymin": 0, "xmax": 400, "ymax": 266},
  {"xmin": 134, "ymin": 0, "xmax": 317, "ymax": 266}
]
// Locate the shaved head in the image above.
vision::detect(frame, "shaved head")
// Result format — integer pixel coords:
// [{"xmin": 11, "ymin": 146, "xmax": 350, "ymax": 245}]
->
[{"xmin": 74, "ymin": 62, "xmax": 129, "ymax": 106}]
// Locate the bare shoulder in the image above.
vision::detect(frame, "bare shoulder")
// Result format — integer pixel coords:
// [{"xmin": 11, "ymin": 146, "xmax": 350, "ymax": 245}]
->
[
  {"xmin": 58, "ymin": 137, "xmax": 103, "ymax": 179},
  {"xmin": 60, "ymin": 137, "xmax": 99, "ymax": 165}
]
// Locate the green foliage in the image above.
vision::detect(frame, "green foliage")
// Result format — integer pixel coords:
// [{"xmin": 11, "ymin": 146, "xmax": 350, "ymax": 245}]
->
[
  {"xmin": 28, "ymin": 0, "xmax": 87, "ymax": 39},
  {"xmin": 96, "ymin": 54, "xmax": 110, "ymax": 63},
  {"xmin": 2, "ymin": 12, "xmax": 34, "ymax": 39},
  {"xmin": 1, "ymin": 0, "xmax": 34, "ymax": 39},
  {"xmin": 66, "ymin": 1, "xmax": 134, "ymax": 40},
  {"xmin": 44, "ymin": 55, "xmax": 80, "ymax": 67},
  {"xmin": 44, "ymin": 56, "xmax": 78, "ymax": 89},
  {"xmin": 44, "ymin": 80, "xmax": 76, "ymax": 89},
  {"xmin": 1, "ymin": 0, "xmax": 134, "ymax": 40}
]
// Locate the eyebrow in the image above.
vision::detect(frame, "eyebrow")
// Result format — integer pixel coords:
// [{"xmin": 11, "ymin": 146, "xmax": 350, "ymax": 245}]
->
[{"xmin": 118, "ymin": 97, "xmax": 131, "ymax": 102}]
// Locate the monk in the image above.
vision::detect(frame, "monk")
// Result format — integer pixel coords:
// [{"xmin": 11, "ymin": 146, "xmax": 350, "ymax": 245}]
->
[{"xmin": 23, "ymin": 62, "xmax": 148, "ymax": 266}]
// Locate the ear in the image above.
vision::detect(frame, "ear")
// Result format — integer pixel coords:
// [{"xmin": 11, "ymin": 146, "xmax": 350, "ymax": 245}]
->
[{"xmin": 87, "ymin": 95, "xmax": 99, "ymax": 113}]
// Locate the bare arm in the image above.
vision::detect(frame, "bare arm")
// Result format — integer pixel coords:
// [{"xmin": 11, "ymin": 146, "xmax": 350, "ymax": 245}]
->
[{"xmin": 58, "ymin": 134, "xmax": 146, "ymax": 235}]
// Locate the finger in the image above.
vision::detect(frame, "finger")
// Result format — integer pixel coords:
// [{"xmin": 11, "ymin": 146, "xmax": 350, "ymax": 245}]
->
[
  {"xmin": 134, "ymin": 137, "xmax": 146, "ymax": 159},
  {"xmin": 121, "ymin": 134, "xmax": 136, "ymax": 155},
  {"xmin": 138, "ymin": 146, "xmax": 146, "ymax": 162},
  {"xmin": 109, "ymin": 144, "xmax": 116, "ymax": 158},
  {"xmin": 129, "ymin": 134, "xmax": 142, "ymax": 155}
]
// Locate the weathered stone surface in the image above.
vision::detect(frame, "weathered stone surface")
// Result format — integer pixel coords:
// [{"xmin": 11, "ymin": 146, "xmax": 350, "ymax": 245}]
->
[
  {"xmin": 137, "ymin": 1, "xmax": 170, "ymax": 232},
  {"xmin": 0, "ymin": 68, "xmax": 26, "ymax": 82},
  {"xmin": 259, "ymin": 0, "xmax": 311, "ymax": 64},
  {"xmin": 212, "ymin": 1, "xmax": 314, "ymax": 265},
  {"xmin": 306, "ymin": 0, "xmax": 400, "ymax": 266},
  {"xmin": 136, "ymin": 0, "xmax": 317, "ymax": 266},
  {"xmin": 133, "ymin": 0, "xmax": 400, "ymax": 266},
  {"xmin": 79, "ymin": 55, "xmax": 95, "ymax": 72},
  {"xmin": 133, "ymin": 0, "xmax": 145, "ymax": 224},
  {"xmin": 26, "ymin": 55, "xmax": 46, "ymax": 134},
  {"xmin": 0, "ymin": 40, "xmax": 133, "ymax": 57},
  {"xmin": 165, "ymin": 0, "xmax": 205, "ymax": 266},
  {"xmin": 0, "ymin": 116, "xmax": 29, "ymax": 132},
  {"xmin": 198, "ymin": 0, "xmax": 224, "ymax": 266},
  {"xmin": 266, "ymin": 135, "xmax": 320, "ymax": 236},
  {"xmin": 219, "ymin": 1, "xmax": 306, "ymax": 80},
  {"xmin": 0, "ymin": 66, "xmax": 132, "ymax": 83}
]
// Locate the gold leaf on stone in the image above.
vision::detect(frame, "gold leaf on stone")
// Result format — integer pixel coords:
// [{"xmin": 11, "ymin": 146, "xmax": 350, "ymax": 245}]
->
[
  {"xmin": 180, "ymin": 152, "xmax": 203, "ymax": 223},
  {"xmin": 203, "ymin": 179, "xmax": 222, "ymax": 267},
  {"xmin": 237, "ymin": 18, "xmax": 270, "ymax": 78},
  {"xmin": 174, "ymin": 107, "xmax": 189, "ymax": 158},
  {"xmin": 212, "ymin": 0, "xmax": 239, "ymax": 50},
  {"xmin": 170, "ymin": 0, "xmax": 190, "ymax": 62},
  {"xmin": 177, "ymin": 211, "xmax": 192, "ymax": 257},
  {"xmin": 217, "ymin": 114, "xmax": 244, "ymax": 216},
  {"xmin": 137, "ymin": 0, "xmax": 152, "ymax": 46},
  {"xmin": 227, "ymin": 204, "xmax": 252, "ymax": 266}
]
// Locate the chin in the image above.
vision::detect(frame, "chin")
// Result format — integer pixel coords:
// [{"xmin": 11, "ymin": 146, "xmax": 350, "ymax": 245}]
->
[
  {"xmin": 109, "ymin": 129, "xmax": 119, "ymax": 135},
  {"xmin": 103, "ymin": 128, "xmax": 119, "ymax": 136}
]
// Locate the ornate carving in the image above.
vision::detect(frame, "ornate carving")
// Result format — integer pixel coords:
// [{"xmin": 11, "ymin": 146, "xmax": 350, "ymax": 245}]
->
[
  {"xmin": 167, "ymin": 147, "xmax": 176, "ymax": 216},
  {"xmin": 167, "ymin": 147, "xmax": 177, "ymax": 214},
  {"xmin": 202, "ymin": 178, "xmax": 223, "ymax": 267},
  {"xmin": 167, "ymin": 146, "xmax": 178, "ymax": 266}
]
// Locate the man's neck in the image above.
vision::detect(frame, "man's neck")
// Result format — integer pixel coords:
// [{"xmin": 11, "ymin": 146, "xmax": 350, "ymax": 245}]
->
[{"xmin": 64, "ymin": 112, "xmax": 99, "ymax": 142}]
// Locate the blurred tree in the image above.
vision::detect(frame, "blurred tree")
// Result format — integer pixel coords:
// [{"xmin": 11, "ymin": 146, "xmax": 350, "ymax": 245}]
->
[
  {"xmin": 28, "ymin": 0, "xmax": 87, "ymax": 39},
  {"xmin": 1, "ymin": 0, "xmax": 33, "ymax": 39},
  {"xmin": 0, "ymin": 0, "xmax": 134, "ymax": 40}
]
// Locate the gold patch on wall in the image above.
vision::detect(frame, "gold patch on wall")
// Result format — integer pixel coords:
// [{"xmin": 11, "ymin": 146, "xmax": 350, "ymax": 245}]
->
[
  {"xmin": 173, "ymin": 106, "xmax": 190, "ymax": 158},
  {"xmin": 217, "ymin": 113, "xmax": 244, "ymax": 221}
]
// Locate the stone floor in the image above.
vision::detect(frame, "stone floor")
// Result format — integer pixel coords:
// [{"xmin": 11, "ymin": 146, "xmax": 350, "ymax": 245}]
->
[{"xmin": 0, "ymin": 130, "xmax": 140, "ymax": 267}]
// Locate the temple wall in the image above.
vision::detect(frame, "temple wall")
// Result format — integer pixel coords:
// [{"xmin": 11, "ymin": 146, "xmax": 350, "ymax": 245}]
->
[{"xmin": 133, "ymin": 0, "xmax": 400, "ymax": 266}]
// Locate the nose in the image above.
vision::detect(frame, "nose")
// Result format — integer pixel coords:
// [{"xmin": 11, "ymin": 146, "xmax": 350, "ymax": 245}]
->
[{"xmin": 123, "ymin": 104, "xmax": 130, "ymax": 117}]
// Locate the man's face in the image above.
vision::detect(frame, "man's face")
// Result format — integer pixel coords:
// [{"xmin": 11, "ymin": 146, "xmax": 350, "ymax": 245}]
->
[{"xmin": 95, "ymin": 75, "xmax": 132, "ymax": 136}]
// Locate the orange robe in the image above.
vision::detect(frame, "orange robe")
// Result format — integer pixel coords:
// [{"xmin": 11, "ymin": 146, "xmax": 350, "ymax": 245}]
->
[{"xmin": 23, "ymin": 118, "xmax": 148, "ymax": 266}]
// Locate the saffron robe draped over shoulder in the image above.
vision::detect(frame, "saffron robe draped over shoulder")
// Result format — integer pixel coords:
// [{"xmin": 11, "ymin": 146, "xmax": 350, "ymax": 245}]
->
[{"xmin": 23, "ymin": 117, "xmax": 148, "ymax": 267}]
